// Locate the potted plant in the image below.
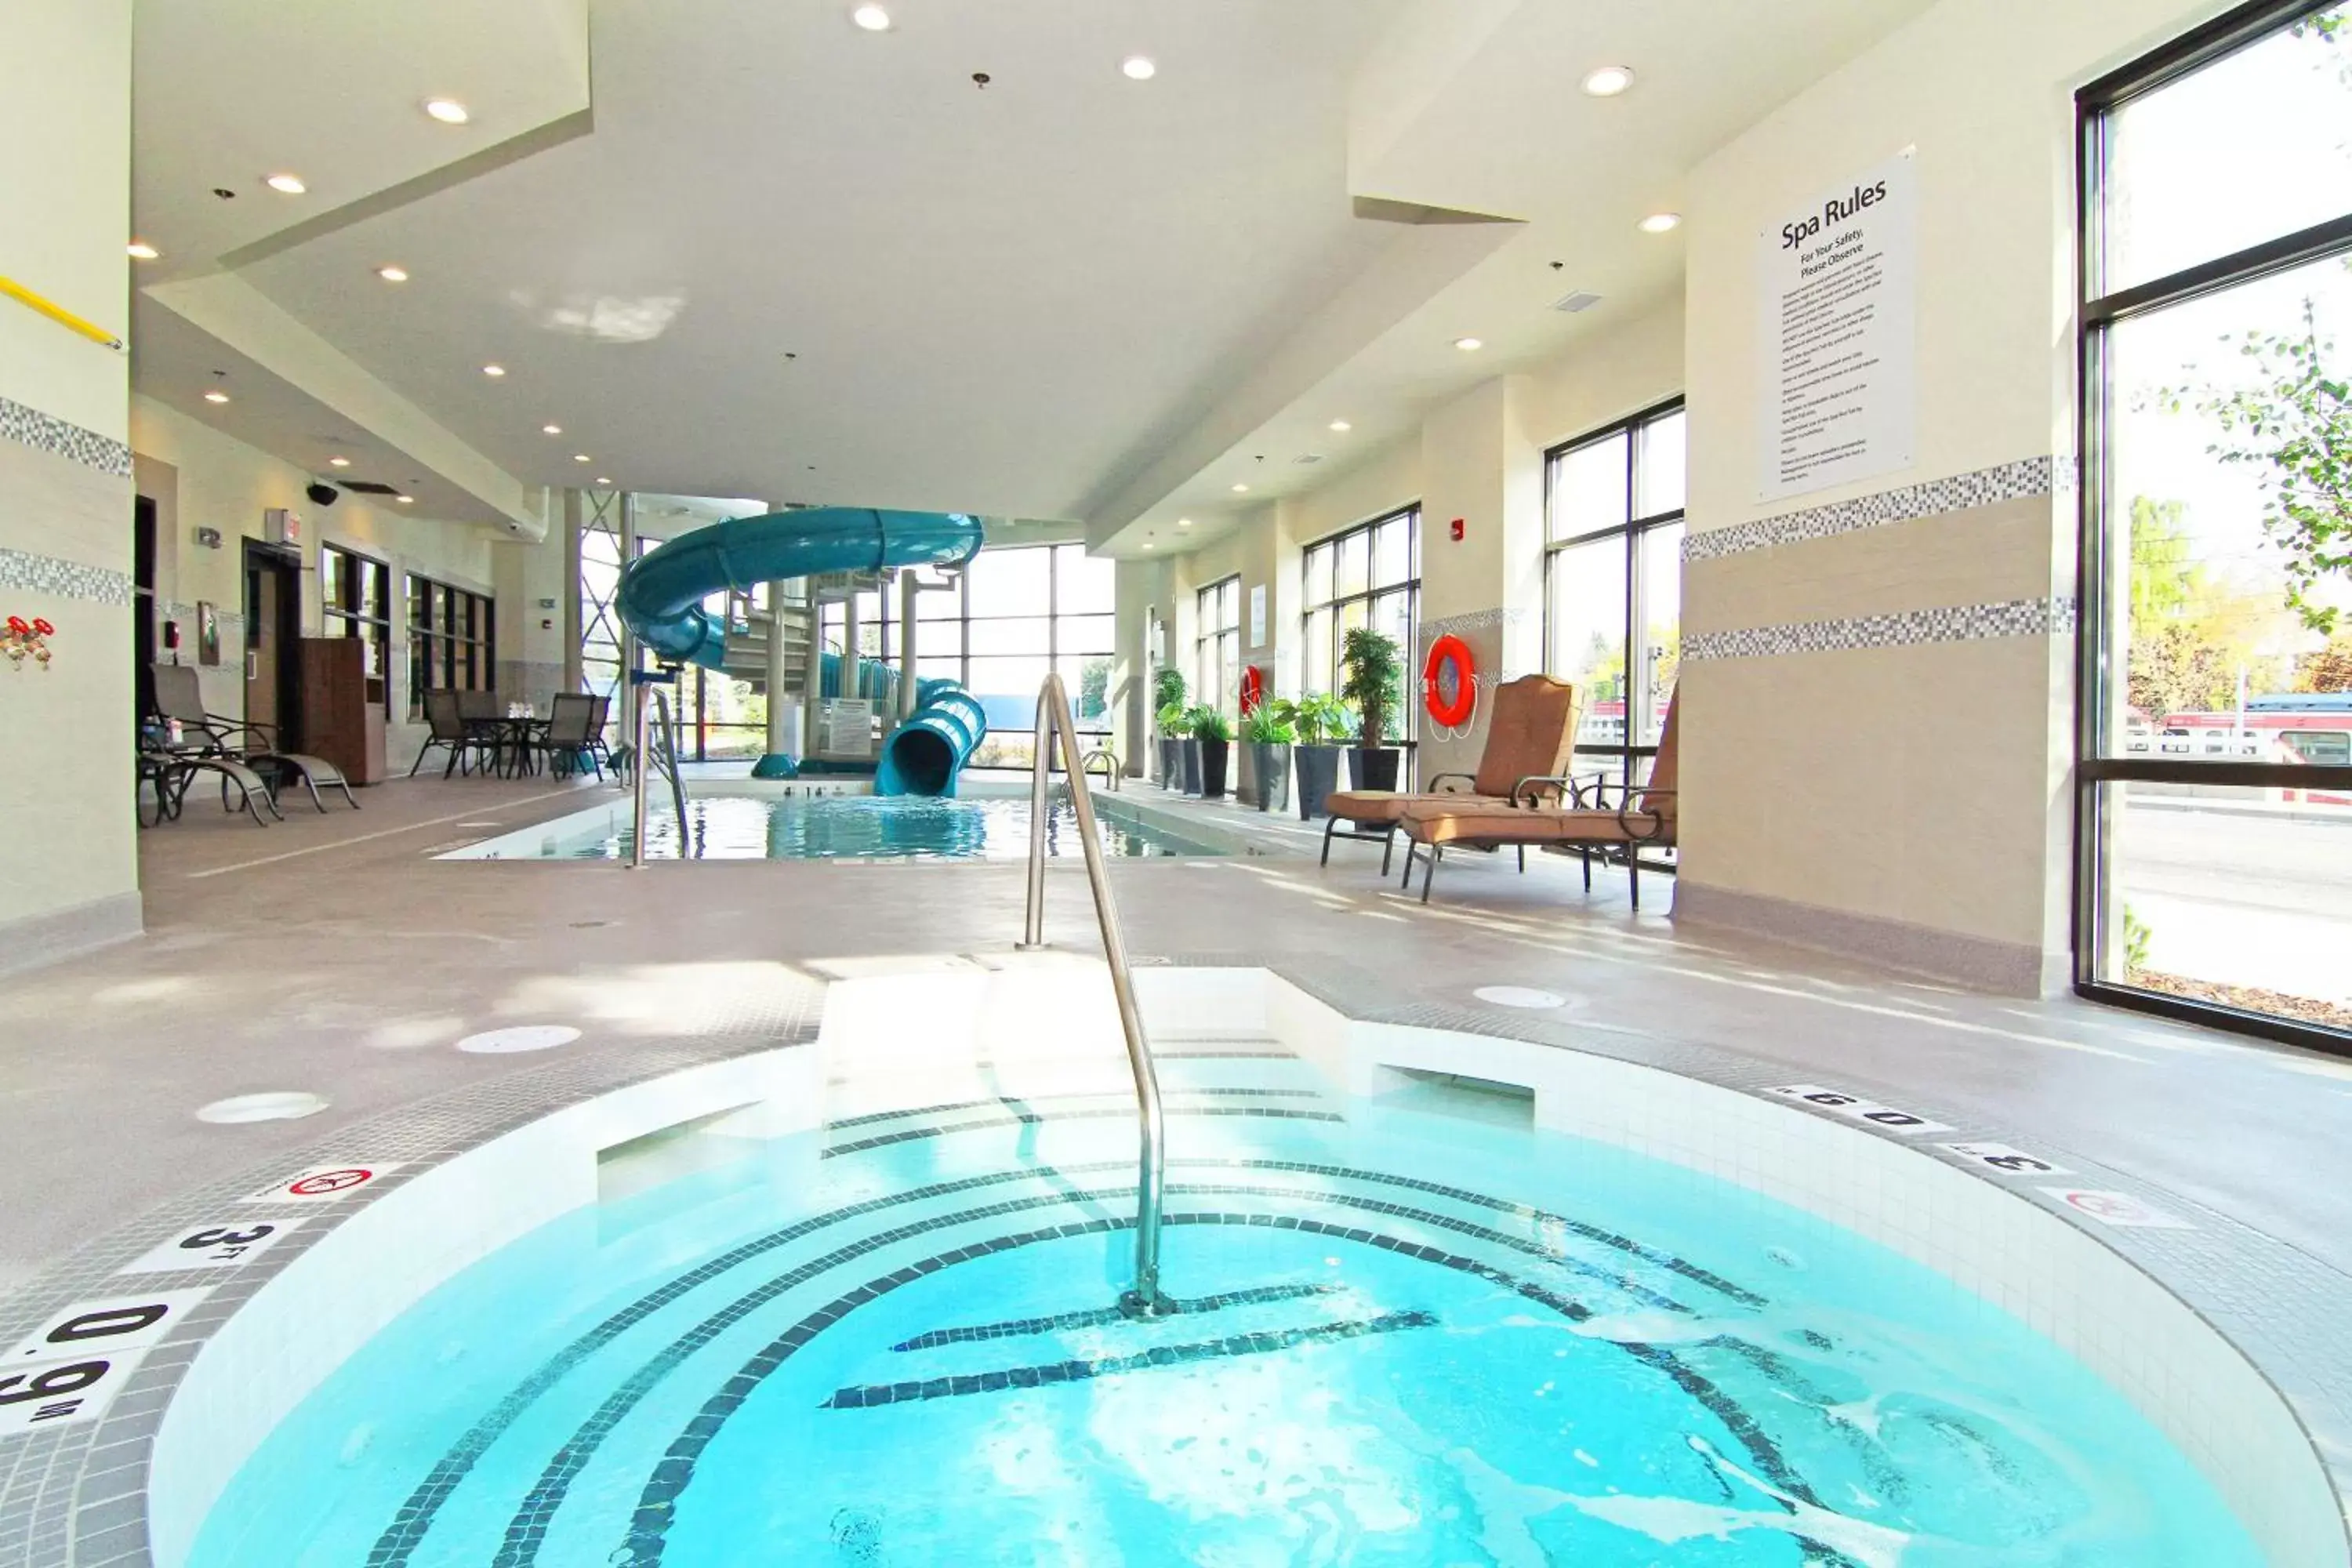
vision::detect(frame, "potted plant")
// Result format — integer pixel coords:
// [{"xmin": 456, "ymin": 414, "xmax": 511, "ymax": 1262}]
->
[
  {"xmin": 1243, "ymin": 705, "xmax": 1295, "ymax": 812},
  {"xmin": 1152, "ymin": 667, "xmax": 1188, "ymax": 786},
  {"xmin": 1339, "ymin": 626, "xmax": 1404, "ymax": 792},
  {"xmin": 1193, "ymin": 707, "xmax": 1234, "ymax": 799},
  {"xmin": 1276, "ymin": 693, "xmax": 1352, "ymax": 820},
  {"xmin": 1178, "ymin": 705, "xmax": 1207, "ymax": 794}
]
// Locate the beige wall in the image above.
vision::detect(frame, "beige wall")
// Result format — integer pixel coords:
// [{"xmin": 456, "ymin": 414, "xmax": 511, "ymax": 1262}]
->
[
  {"xmin": 130, "ymin": 397, "xmax": 504, "ymax": 773},
  {"xmin": 1673, "ymin": 0, "xmax": 2227, "ymax": 990},
  {"xmin": 0, "ymin": 0, "xmax": 138, "ymax": 969}
]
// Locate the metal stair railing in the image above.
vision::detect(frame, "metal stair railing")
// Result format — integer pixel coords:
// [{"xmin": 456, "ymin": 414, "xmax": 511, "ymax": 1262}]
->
[
  {"xmin": 1018, "ymin": 674, "xmax": 1168, "ymax": 1317},
  {"xmin": 627, "ymin": 673, "xmax": 691, "ymax": 869}
]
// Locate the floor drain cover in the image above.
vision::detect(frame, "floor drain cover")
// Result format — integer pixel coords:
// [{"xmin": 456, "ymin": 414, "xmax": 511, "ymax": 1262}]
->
[
  {"xmin": 1472, "ymin": 985, "xmax": 1570, "ymax": 1010},
  {"xmin": 457, "ymin": 1025, "xmax": 583, "ymax": 1054},
  {"xmin": 198, "ymin": 1091, "xmax": 330, "ymax": 1123}
]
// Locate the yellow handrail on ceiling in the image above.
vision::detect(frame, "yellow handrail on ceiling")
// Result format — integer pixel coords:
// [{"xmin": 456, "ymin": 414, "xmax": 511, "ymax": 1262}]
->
[{"xmin": 0, "ymin": 273, "xmax": 125, "ymax": 352}]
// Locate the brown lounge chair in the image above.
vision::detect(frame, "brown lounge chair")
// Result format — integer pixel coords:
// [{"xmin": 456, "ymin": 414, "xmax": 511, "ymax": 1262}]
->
[
  {"xmin": 1399, "ymin": 694, "xmax": 1679, "ymax": 908},
  {"xmin": 150, "ymin": 663, "xmax": 356, "ymax": 812},
  {"xmin": 1319, "ymin": 674, "xmax": 1583, "ymax": 874}
]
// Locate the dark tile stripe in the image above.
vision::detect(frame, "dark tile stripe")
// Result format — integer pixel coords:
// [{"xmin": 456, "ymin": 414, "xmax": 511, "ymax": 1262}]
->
[
  {"xmin": 822, "ymin": 1105, "xmax": 1342, "ymax": 1160},
  {"xmin": 363, "ymin": 1160, "xmax": 1132, "ymax": 1568},
  {"xmin": 826, "ymin": 1087, "xmax": 1322, "ymax": 1133},
  {"xmin": 832, "ymin": 1311, "xmax": 1439, "ymax": 1408},
  {"xmin": 611, "ymin": 1212, "xmax": 1827, "ymax": 1568},
  {"xmin": 888, "ymin": 1281, "xmax": 1341, "ymax": 1352}
]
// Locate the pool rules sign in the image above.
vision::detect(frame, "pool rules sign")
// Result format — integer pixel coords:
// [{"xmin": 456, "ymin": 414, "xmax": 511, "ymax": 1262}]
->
[{"xmin": 1758, "ymin": 149, "xmax": 1916, "ymax": 502}]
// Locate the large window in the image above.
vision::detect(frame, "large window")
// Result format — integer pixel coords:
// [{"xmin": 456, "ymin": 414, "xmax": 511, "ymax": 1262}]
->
[
  {"xmin": 1194, "ymin": 575, "xmax": 1241, "ymax": 714},
  {"xmin": 822, "ymin": 542, "xmax": 1116, "ymax": 767},
  {"xmin": 320, "ymin": 543, "xmax": 391, "ymax": 712},
  {"xmin": 1544, "ymin": 401, "xmax": 1685, "ymax": 788},
  {"xmin": 1301, "ymin": 506, "xmax": 1420, "ymax": 736},
  {"xmin": 2080, "ymin": 0, "xmax": 2352, "ymax": 1050},
  {"xmin": 407, "ymin": 573, "xmax": 495, "ymax": 708}
]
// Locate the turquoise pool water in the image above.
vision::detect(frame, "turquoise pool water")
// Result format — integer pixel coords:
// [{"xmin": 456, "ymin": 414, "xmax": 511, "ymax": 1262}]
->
[
  {"xmin": 446, "ymin": 793, "xmax": 1223, "ymax": 862},
  {"xmin": 187, "ymin": 1058, "xmax": 2258, "ymax": 1566}
]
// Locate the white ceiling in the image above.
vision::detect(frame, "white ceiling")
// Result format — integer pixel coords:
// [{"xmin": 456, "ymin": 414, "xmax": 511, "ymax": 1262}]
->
[{"xmin": 127, "ymin": 0, "xmax": 1935, "ymax": 553}]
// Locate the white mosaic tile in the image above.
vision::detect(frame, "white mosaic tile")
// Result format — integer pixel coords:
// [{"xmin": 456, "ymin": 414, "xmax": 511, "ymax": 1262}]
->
[
  {"xmin": 0, "ymin": 548, "xmax": 131, "ymax": 608},
  {"xmin": 1683, "ymin": 594, "xmax": 2078, "ymax": 663},
  {"xmin": 1685, "ymin": 456, "xmax": 2056, "ymax": 563},
  {"xmin": 0, "ymin": 396, "xmax": 132, "ymax": 480}
]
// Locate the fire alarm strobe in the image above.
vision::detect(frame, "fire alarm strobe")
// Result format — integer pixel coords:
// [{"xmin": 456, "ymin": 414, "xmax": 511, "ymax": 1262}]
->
[{"xmin": 1449, "ymin": 517, "xmax": 1466, "ymax": 541}]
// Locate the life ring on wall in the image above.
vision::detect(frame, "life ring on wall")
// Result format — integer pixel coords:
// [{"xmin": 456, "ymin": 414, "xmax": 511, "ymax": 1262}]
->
[
  {"xmin": 1238, "ymin": 665, "xmax": 1266, "ymax": 715},
  {"xmin": 1423, "ymin": 635, "xmax": 1476, "ymax": 728}
]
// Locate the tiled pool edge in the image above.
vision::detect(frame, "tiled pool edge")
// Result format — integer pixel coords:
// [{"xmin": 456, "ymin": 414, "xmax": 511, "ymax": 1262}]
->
[{"xmin": 2, "ymin": 958, "xmax": 2346, "ymax": 1566}]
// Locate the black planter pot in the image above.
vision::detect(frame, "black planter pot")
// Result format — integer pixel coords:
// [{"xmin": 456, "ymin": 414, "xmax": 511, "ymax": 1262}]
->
[
  {"xmin": 1181, "ymin": 739, "xmax": 1203, "ymax": 795},
  {"xmin": 1247, "ymin": 741, "xmax": 1290, "ymax": 812},
  {"xmin": 1348, "ymin": 746, "xmax": 1401, "ymax": 791},
  {"xmin": 1294, "ymin": 745, "xmax": 1341, "ymax": 819},
  {"xmin": 1157, "ymin": 737, "xmax": 1181, "ymax": 788},
  {"xmin": 1199, "ymin": 738, "xmax": 1231, "ymax": 799}
]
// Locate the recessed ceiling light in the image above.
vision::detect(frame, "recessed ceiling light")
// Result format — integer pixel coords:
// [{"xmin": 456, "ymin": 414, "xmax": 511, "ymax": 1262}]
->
[
  {"xmin": 482, "ymin": 364, "xmax": 506, "ymax": 377},
  {"xmin": 127, "ymin": 241, "xmax": 159, "ymax": 260},
  {"xmin": 1122, "ymin": 56, "xmax": 1157, "ymax": 80},
  {"xmin": 597, "ymin": 477, "xmax": 612, "ymax": 485},
  {"xmin": 574, "ymin": 453, "xmax": 592, "ymax": 463},
  {"xmin": 1142, "ymin": 541, "xmax": 1156, "ymax": 550},
  {"xmin": 265, "ymin": 173, "xmax": 307, "ymax": 194},
  {"xmin": 203, "ymin": 390, "xmax": 230, "ymax": 404},
  {"xmin": 851, "ymin": 4, "xmax": 891, "ymax": 30},
  {"xmin": 1454, "ymin": 336, "xmax": 1483, "ymax": 351},
  {"xmin": 1639, "ymin": 212, "xmax": 1682, "ymax": 234},
  {"xmin": 423, "ymin": 98, "xmax": 470, "ymax": 125},
  {"xmin": 396, "ymin": 495, "xmax": 415, "ymax": 504},
  {"xmin": 328, "ymin": 456, "xmax": 350, "ymax": 468},
  {"xmin": 541, "ymin": 423, "xmax": 562, "ymax": 435},
  {"xmin": 1328, "ymin": 419, "xmax": 1351, "ymax": 433},
  {"xmin": 1581, "ymin": 66, "xmax": 1635, "ymax": 97},
  {"xmin": 1178, "ymin": 517, "xmax": 1193, "ymax": 528},
  {"xmin": 1231, "ymin": 483, "xmax": 1250, "ymax": 493},
  {"xmin": 376, "ymin": 264, "xmax": 409, "ymax": 282}
]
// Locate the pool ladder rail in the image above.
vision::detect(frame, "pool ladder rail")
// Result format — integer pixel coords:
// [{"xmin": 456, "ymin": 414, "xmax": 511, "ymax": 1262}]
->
[
  {"xmin": 1020, "ymin": 676, "xmax": 1169, "ymax": 1318},
  {"xmin": 1079, "ymin": 745, "xmax": 1120, "ymax": 792}
]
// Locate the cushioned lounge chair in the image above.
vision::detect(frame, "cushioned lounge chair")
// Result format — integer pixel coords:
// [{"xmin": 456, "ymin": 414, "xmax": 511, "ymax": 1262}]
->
[
  {"xmin": 1319, "ymin": 674, "xmax": 1581, "ymax": 875},
  {"xmin": 1399, "ymin": 694, "xmax": 1678, "ymax": 908}
]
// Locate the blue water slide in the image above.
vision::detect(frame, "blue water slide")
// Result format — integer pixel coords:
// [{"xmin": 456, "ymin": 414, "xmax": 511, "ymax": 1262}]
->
[{"xmin": 615, "ymin": 506, "xmax": 988, "ymax": 795}]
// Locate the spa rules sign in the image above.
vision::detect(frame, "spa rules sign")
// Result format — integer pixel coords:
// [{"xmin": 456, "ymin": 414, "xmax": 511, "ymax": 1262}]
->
[{"xmin": 1758, "ymin": 149, "xmax": 1916, "ymax": 502}]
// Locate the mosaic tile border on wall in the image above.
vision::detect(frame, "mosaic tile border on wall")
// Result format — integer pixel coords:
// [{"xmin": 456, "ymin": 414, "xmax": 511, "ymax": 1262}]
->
[
  {"xmin": 1684, "ymin": 456, "xmax": 2056, "ymax": 563},
  {"xmin": 0, "ymin": 396, "xmax": 132, "ymax": 480},
  {"xmin": 1684, "ymin": 593, "xmax": 2078, "ymax": 663},
  {"xmin": 0, "ymin": 547, "xmax": 132, "ymax": 608}
]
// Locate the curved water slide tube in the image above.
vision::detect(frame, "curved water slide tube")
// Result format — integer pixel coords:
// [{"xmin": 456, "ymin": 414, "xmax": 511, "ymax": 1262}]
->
[{"xmin": 615, "ymin": 506, "xmax": 987, "ymax": 796}]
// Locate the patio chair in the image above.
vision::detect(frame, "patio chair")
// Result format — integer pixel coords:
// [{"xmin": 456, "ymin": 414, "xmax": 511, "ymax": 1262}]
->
[
  {"xmin": 1398, "ymin": 694, "xmax": 1678, "ymax": 908},
  {"xmin": 585, "ymin": 692, "xmax": 615, "ymax": 771},
  {"xmin": 412, "ymin": 689, "xmax": 499, "ymax": 777},
  {"xmin": 1319, "ymin": 675, "xmax": 1581, "ymax": 876},
  {"xmin": 539, "ymin": 692, "xmax": 604, "ymax": 780},
  {"xmin": 140, "ymin": 746, "xmax": 282, "ymax": 828},
  {"xmin": 150, "ymin": 663, "xmax": 354, "ymax": 811},
  {"xmin": 150, "ymin": 662, "xmax": 274, "ymax": 756}
]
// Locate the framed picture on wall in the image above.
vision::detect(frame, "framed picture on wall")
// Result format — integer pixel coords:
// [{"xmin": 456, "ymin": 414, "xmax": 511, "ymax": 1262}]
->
[{"xmin": 196, "ymin": 601, "xmax": 220, "ymax": 666}]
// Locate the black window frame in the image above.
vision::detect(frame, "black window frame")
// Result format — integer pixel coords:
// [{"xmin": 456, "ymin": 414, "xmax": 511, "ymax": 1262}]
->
[
  {"xmin": 1541, "ymin": 397, "xmax": 1686, "ymax": 799},
  {"xmin": 1300, "ymin": 504, "xmax": 1422, "ymax": 760},
  {"xmin": 406, "ymin": 571, "xmax": 496, "ymax": 713},
  {"xmin": 2075, "ymin": 0, "xmax": 2352, "ymax": 1056},
  {"xmin": 320, "ymin": 543, "xmax": 393, "ymax": 715}
]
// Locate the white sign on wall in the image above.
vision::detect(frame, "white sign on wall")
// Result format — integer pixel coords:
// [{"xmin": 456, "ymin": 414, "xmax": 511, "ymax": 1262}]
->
[
  {"xmin": 1248, "ymin": 585, "xmax": 1267, "ymax": 648},
  {"xmin": 1757, "ymin": 149, "xmax": 1916, "ymax": 503}
]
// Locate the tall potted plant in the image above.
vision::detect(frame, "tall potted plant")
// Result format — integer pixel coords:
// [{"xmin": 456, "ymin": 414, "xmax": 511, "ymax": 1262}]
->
[
  {"xmin": 1243, "ymin": 705, "xmax": 1294, "ymax": 812},
  {"xmin": 1152, "ymin": 667, "xmax": 1188, "ymax": 787},
  {"xmin": 1339, "ymin": 627, "xmax": 1404, "ymax": 791},
  {"xmin": 1277, "ymin": 693, "xmax": 1352, "ymax": 820},
  {"xmin": 1193, "ymin": 707, "xmax": 1233, "ymax": 799}
]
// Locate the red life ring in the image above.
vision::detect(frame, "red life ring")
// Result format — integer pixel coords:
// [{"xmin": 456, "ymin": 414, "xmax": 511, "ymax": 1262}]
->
[
  {"xmin": 1423, "ymin": 635, "xmax": 1476, "ymax": 728},
  {"xmin": 1238, "ymin": 665, "xmax": 1266, "ymax": 715}
]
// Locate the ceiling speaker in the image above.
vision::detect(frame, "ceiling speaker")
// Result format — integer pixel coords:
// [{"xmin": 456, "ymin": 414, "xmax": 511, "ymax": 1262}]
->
[{"xmin": 305, "ymin": 481, "xmax": 339, "ymax": 507}]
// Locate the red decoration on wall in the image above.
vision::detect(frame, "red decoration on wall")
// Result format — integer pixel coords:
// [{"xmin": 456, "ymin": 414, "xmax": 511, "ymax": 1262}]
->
[
  {"xmin": 1422, "ymin": 635, "xmax": 1475, "ymax": 728},
  {"xmin": 1238, "ymin": 664, "xmax": 1266, "ymax": 715},
  {"xmin": 1449, "ymin": 517, "xmax": 1465, "ymax": 542}
]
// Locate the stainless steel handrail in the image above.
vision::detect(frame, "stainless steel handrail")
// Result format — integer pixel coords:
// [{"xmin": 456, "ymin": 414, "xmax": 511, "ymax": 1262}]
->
[
  {"xmin": 627, "ymin": 677, "xmax": 691, "ymax": 869},
  {"xmin": 1020, "ymin": 675, "xmax": 1167, "ymax": 1316},
  {"xmin": 1078, "ymin": 745, "xmax": 1120, "ymax": 793}
]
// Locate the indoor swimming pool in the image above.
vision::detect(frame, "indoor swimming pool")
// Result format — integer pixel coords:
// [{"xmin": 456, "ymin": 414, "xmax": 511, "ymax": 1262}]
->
[
  {"xmin": 441, "ymin": 791, "xmax": 1228, "ymax": 862},
  {"xmin": 178, "ymin": 1051, "xmax": 2259, "ymax": 1566}
]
